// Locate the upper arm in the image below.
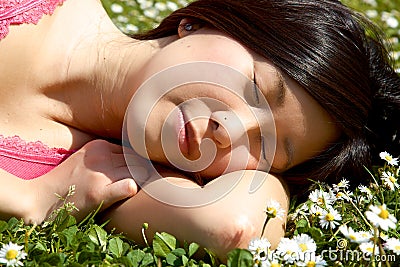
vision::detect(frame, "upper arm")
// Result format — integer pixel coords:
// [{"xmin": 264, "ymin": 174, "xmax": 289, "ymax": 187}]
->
[{"xmin": 103, "ymin": 170, "xmax": 289, "ymax": 258}]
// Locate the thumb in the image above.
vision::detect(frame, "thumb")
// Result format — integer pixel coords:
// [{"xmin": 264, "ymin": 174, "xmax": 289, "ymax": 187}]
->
[{"xmin": 103, "ymin": 178, "xmax": 138, "ymax": 208}]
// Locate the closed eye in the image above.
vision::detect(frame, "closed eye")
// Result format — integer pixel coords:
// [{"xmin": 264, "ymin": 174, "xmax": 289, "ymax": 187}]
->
[
  {"xmin": 258, "ymin": 135, "xmax": 272, "ymax": 172},
  {"xmin": 261, "ymin": 135, "xmax": 268, "ymax": 162},
  {"xmin": 252, "ymin": 73, "xmax": 260, "ymax": 105}
]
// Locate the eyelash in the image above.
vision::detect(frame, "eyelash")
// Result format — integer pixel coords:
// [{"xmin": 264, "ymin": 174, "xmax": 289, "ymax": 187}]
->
[
  {"xmin": 261, "ymin": 136, "xmax": 267, "ymax": 160},
  {"xmin": 252, "ymin": 73, "xmax": 260, "ymax": 105},
  {"xmin": 253, "ymin": 74, "xmax": 268, "ymax": 163}
]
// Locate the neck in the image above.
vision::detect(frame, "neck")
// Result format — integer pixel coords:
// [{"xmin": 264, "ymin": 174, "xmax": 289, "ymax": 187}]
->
[{"xmin": 68, "ymin": 34, "xmax": 178, "ymax": 139}]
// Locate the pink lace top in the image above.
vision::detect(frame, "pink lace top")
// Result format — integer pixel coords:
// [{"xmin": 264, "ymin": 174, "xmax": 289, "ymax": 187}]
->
[
  {"xmin": 0, "ymin": 135, "xmax": 74, "ymax": 180},
  {"xmin": 0, "ymin": 0, "xmax": 65, "ymax": 40}
]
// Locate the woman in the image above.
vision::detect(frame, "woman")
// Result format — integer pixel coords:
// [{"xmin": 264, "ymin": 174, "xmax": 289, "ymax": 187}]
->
[
  {"xmin": 0, "ymin": 0, "xmax": 290, "ymax": 255},
  {"xmin": 0, "ymin": 0, "xmax": 398, "ymax": 257},
  {"xmin": 105, "ymin": 0, "xmax": 400, "ymax": 255}
]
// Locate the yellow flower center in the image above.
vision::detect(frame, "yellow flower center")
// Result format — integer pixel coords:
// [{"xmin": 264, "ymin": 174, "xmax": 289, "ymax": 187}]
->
[
  {"xmin": 366, "ymin": 247, "xmax": 374, "ymax": 253},
  {"xmin": 389, "ymin": 176, "xmax": 397, "ymax": 183},
  {"xmin": 307, "ymin": 262, "xmax": 316, "ymax": 267},
  {"xmin": 379, "ymin": 206, "xmax": 389, "ymax": 219},
  {"xmin": 317, "ymin": 197, "xmax": 324, "ymax": 205},
  {"xmin": 267, "ymin": 207, "xmax": 277, "ymax": 217},
  {"xmin": 395, "ymin": 245, "xmax": 400, "ymax": 252},
  {"xmin": 5, "ymin": 249, "xmax": 18, "ymax": 260},
  {"xmin": 385, "ymin": 155, "xmax": 393, "ymax": 162},
  {"xmin": 299, "ymin": 243, "xmax": 308, "ymax": 252},
  {"xmin": 349, "ymin": 234, "xmax": 357, "ymax": 240},
  {"xmin": 325, "ymin": 213, "xmax": 335, "ymax": 221},
  {"xmin": 271, "ymin": 263, "xmax": 281, "ymax": 267}
]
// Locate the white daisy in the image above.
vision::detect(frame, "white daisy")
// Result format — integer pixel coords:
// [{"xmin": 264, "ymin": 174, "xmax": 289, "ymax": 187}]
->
[
  {"xmin": 264, "ymin": 200, "xmax": 285, "ymax": 220},
  {"xmin": 339, "ymin": 225, "xmax": 372, "ymax": 244},
  {"xmin": 309, "ymin": 189, "xmax": 335, "ymax": 207},
  {"xmin": 384, "ymin": 238, "xmax": 400, "ymax": 255},
  {"xmin": 381, "ymin": 171, "xmax": 399, "ymax": 191},
  {"xmin": 359, "ymin": 242, "xmax": 376, "ymax": 256},
  {"xmin": 166, "ymin": 1, "xmax": 179, "ymax": 11},
  {"xmin": 264, "ymin": 259, "xmax": 282, "ymax": 267},
  {"xmin": 358, "ymin": 185, "xmax": 373, "ymax": 200},
  {"xmin": 379, "ymin": 231, "xmax": 389, "ymax": 241},
  {"xmin": 296, "ymin": 254, "xmax": 327, "ymax": 267},
  {"xmin": 293, "ymin": 234, "xmax": 317, "ymax": 253},
  {"xmin": 319, "ymin": 208, "xmax": 342, "ymax": 229},
  {"xmin": 335, "ymin": 190, "xmax": 353, "ymax": 201},
  {"xmin": 290, "ymin": 203, "xmax": 309, "ymax": 219},
  {"xmin": 379, "ymin": 151, "xmax": 399, "ymax": 166},
  {"xmin": 365, "ymin": 204, "xmax": 397, "ymax": 231},
  {"xmin": 310, "ymin": 204, "xmax": 325, "ymax": 217},
  {"xmin": 332, "ymin": 178, "xmax": 350, "ymax": 192},
  {"xmin": 110, "ymin": 3, "xmax": 124, "ymax": 14},
  {"xmin": 275, "ymin": 237, "xmax": 301, "ymax": 264},
  {"xmin": 0, "ymin": 242, "xmax": 27, "ymax": 267},
  {"xmin": 249, "ymin": 238, "xmax": 272, "ymax": 263}
]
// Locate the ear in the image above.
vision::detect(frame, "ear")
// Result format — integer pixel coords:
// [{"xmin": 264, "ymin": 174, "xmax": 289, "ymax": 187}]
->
[{"xmin": 178, "ymin": 18, "xmax": 203, "ymax": 38}]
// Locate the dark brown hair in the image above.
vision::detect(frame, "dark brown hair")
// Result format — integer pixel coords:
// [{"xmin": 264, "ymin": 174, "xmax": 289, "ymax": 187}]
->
[{"xmin": 133, "ymin": 0, "xmax": 400, "ymax": 192}]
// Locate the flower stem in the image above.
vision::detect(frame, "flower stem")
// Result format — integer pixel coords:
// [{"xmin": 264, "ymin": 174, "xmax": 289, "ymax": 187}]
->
[{"xmin": 260, "ymin": 217, "xmax": 270, "ymax": 238}]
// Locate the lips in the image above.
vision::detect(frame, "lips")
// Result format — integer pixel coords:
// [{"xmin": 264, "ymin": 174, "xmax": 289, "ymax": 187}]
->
[{"xmin": 177, "ymin": 107, "xmax": 189, "ymax": 155}]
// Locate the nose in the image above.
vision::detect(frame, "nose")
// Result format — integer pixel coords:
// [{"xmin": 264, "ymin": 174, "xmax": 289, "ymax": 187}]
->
[{"xmin": 210, "ymin": 110, "xmax": 259, "ymax": 148}]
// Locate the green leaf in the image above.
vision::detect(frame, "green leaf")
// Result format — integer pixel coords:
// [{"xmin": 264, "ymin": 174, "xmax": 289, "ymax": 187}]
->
[
  {"xmin": 54, "ymin": 210, "xmax": 76, "ymax": 232},
  {"xmin": 88, "ymin": 225, "xmax": 107, "ymax": 248},
  {"xmin": 40, "ymin": 253, "xmax": 67, "ymax": 266},
  {"xmin": 141, "ymin": 252, "xmax": 154, "ymax": 266},
  {"xmin": 204, "ymin": 248, "xmax": 219, "ymax": 267},
  {"xmin": 7, "ymin": 217, "xmax": 21, "ymax": 231},
  {"xmin": 127, "ymin": 249, "xmax": 145, "ymax": 267},
  {"xmin": 188, "ymin": 242, "xmax": 200, "ymax": 258},
  {"xmin": 0, "ymin": 221, "xmax": 8, "ymax": 233},
  {"xmin": 108, "ymin": 237, "xmax": 124, "ymax": 258},
  {"xmin": 182, "ymin": 254, "xmax": 189, "ymax": 266},
  {"xmin": 77, "ymin": 250, "xmax": 102, "ymax": 264},
  {"xmin": 227, "ymin": 249, "xmax": 253, "ymax": 267},
  {"xmin": 295, "ymin": 218, "xmax": 308, "ymax": 228},
  {"xmin": 172, "ymin": 248, "xmax": 186, "ymax": 257},
  {"xmin": 59, "ymin": 226, "xmax": 78, "ymax": 248},
  {"xmin": 166, "ymin": 253, "xmax": 179, "ymax": 265},
  {"xmin": 158, "ymin": 232, "xmax": 177, "ymax": 250},
  {"xmin": 153, "ymin": 232, "xmax": 177, "ymax": 257},
  {"xmin": 309, "ymin": 226, "xmax": 324, "ymax": 242}
]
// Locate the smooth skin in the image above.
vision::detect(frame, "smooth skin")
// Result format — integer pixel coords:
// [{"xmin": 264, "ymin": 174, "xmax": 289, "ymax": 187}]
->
[
  {"xmin": 103, "ymin": 169, "xmax": 289, "ymax": 258},
  {"xmin": 0, "ymin": 0, "xmax": 338, "ymax": 256}
]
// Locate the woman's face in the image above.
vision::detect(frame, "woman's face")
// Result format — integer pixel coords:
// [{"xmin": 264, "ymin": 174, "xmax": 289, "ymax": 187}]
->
[{"xmin": 127, "ymin": 28, "xmax": 341, "ymax": 181}]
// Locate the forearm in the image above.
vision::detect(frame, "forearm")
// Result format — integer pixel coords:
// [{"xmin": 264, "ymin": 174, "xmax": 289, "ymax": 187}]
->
[{"xmin": 103, "ymin": 170, "xmax": 289, "ymax": 258}]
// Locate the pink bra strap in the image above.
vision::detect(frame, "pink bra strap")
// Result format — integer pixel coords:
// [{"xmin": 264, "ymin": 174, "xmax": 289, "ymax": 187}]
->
[
  {"xmin": 0, "ymin": 0, "xmax": 45, "ymax": 21},
  {"xmin": 0, "ymin": 0, "xmax": 65, "ymax": 40}
]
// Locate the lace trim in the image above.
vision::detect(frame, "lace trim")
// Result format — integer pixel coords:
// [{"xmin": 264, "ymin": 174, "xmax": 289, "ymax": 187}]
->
[
  {"xmin": 0, "ymin": 0, "xmax": 65, "ymax": 40},
  {"xmin": 0, "ymin": 134, "xmax": 73, "ymax": 158}
]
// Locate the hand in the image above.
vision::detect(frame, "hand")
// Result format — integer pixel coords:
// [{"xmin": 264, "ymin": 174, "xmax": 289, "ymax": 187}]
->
[{"xmin": 27, "ymin": 139, "xmax": 138, "ymax": 223}]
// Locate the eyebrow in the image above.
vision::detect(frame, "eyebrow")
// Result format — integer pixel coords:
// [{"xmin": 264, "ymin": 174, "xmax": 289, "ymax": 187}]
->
[
  {"xmin": 275, "ymin": 71, "xmax": 286, "ymax": 107},
  {"xmin": 284, "ymin": 137, "xmax": 294, "ymax": 170}
]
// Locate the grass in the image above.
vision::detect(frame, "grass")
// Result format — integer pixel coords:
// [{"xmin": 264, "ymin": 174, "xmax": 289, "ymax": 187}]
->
[{"xmin": 0, "ymin": 1, "xmax": 399, "ymax": 266}]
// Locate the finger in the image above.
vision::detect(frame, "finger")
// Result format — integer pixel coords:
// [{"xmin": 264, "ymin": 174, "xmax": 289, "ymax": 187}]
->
[
  {"xmin": 102, "ymin": 178, "xmax": 138, "ymax": 209},
  {"xmin": 111, "ymin": 166, "xmax": 149, "ymax": 182}
]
